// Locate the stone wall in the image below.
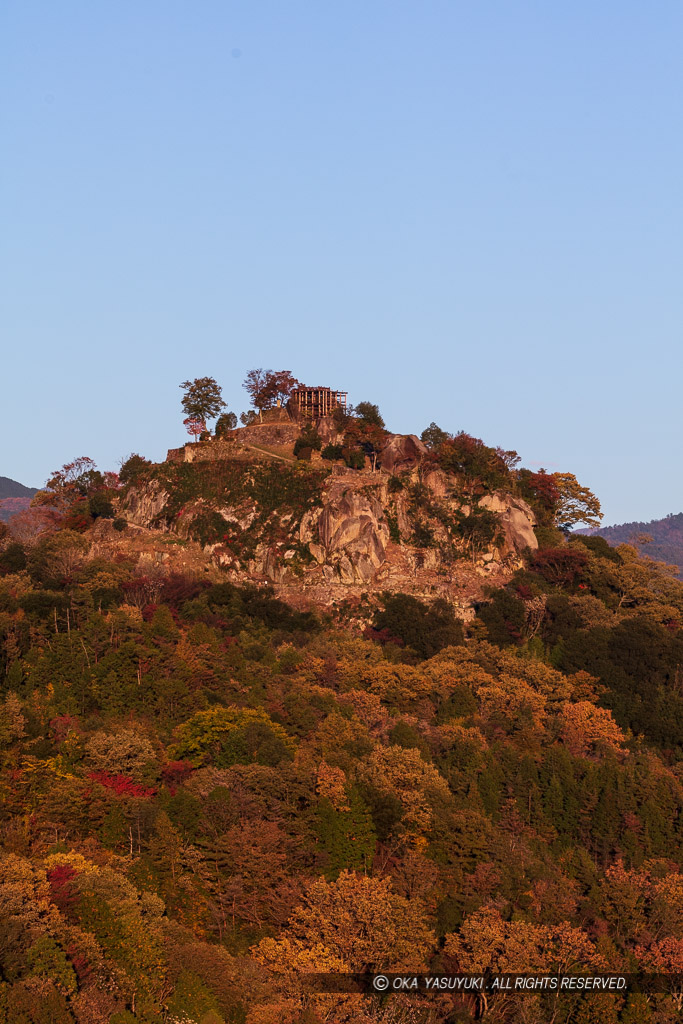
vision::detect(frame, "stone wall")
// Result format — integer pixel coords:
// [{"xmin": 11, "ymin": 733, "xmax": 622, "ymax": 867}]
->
[
  {"xmin": 165, "ymin": 440, "xmax": 253, "ymax": 464},
  {"xmin": 238, "ymin": 423, "xmax": 301, "ymax": 447},
  {"xmin": 166, "ymin": 447, "xmax": 186, "ymax": 464}
]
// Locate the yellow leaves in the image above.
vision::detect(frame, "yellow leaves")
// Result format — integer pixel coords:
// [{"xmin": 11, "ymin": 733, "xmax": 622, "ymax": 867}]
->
[
  {"xmin": 245, "ymin": 998, "xmax": 304, "ymax": 1024},
  {"xmin": 444, "ymin": 905, "xmax": 546, "ymax": 973},
  {"xmin": 175, "ymin": 631, "xmax": 221, "ymax": 676},
  {"xmin": 604, "ymin": 545, "xmax": 683, "ymax": 616},
  {"xmin": 601, "ymin": 860, "xmax": 683, "ymax": 952},
  {"xmin": 85, "ymin": 728, "xmax": 156, "ymax": 777},
  {"xmin": 19, "ymin": 756, "xmax": 76, "ymax": 781},
  {"xmin": 435, "ymin": 721, "xmax": 488, "ymax": 752},
  {"xmin": 0, "ymin": 853, "xmax": 55, "ymax": 930},
  {"xmin": 77, "ymin": 561, "xmax": 129, "ymax": 596},
  {"xmin": 337, "ymin": 689, "xmax": 386, "ymax": 732},
  {"xmin": 117, "ymin": 603, "xmax": 144, "ymax": 624},
  {"xmin": 313, "ymin": 712, "xmax": 371, "ymax": 769},
  {"xmin": 254, "ymin": 871, "xmax": 435, "ymax": 974},
  {"xmin": 253, "ymin": 937, "xmax": 347, "ymax": 974},
  {"xmin": 290, "ymin": 654, "xmax": 329, "ymax": 685},
  {"xmin": 650, "ymin": 871, "xmax": 683, "ymax": 935},
  {"xmin": 170, "ymin": 706, "xmax": 297, "ymax": 766},
  {"xmin": 477, "ymin": 671, "xmax": 548, "ymax": 735},
  {"xmin": 357, "ymin": 745, "xmax": 450, "ymax": 838},
  {"xmin": 421, "ymin": 658, "xmax": 484, "ymax": 699},
  {"xmin": 337, "ymin": 660, "xmax": 430, "ymax": 705},
  {"xmin": 0, "ymin": 692, "xmax": 26, "ymax": 748},
  {"xmin": 44, "ymin": 852, "xmax": 100, "ymax": 876},
  {"xmin": 552, "ymin": 472, "xmax": 602, "ymax": 529}
]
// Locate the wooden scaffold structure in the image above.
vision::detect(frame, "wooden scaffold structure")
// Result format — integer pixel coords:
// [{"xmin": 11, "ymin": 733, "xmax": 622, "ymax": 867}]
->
[{"xmin": 291, "ymin": 386, "xmax": 348, "ymax": 419}]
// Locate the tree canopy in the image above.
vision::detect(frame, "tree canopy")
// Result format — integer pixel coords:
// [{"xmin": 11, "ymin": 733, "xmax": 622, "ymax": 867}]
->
[
  {"xmin": 179, "ymin": 377, "xmax": 226, "ymax": 425},
  {"xmin": 243, "ymin": 369, "xmax": 299, "ymax": 412}
]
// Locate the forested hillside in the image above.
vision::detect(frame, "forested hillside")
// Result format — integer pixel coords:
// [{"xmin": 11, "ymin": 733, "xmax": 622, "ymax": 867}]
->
[{"xmin": 1, "ymin": 437, "xmax": 682, "ymax": 1023}]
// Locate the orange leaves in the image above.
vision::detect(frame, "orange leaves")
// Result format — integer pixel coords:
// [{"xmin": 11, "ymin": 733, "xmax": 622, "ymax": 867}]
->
[
  {"xmin": 254, "ymin": 936, "xmax": 347, "ymax": 975},
  {"xmin": 444, "ymin": 905, "xmax": 605, "ymax": 974},
  {"xmin": 254, "ymin": 870, "xmax": 435, "ymax": 974},
  {"xmin": 315, "ymin": 760, "xmax": 350, "ymax": 811},
  {"xmin": 634, "ymin": 935, "xmax": 683, "ymax": 972},
  {"xmin": 559, "ymin": 702, "xmax": 627, "ymax": 759},
  {"xmin": 337, "ymin": 689, "xmax": 387, "ymax": 734}
]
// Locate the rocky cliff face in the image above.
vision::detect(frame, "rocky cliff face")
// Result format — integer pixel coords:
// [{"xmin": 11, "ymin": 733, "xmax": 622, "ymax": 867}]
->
[
  {"xmin": 300, "ymin": 476, "xmax": 391, "ymax": 584},
  {"xmin": 120, "ymin": 437, "xmax": 537, "ymax": 611},
  {"xmin": 293, "ymin": 471, "xmax": 537, "ymax": 586},
  {"xmin": 478, "ymin": 492, "xmax": 538, "ymax": 556},
  {"xmin": 123, "ymin": 480, "xmax": 169, "ymax": 526}
]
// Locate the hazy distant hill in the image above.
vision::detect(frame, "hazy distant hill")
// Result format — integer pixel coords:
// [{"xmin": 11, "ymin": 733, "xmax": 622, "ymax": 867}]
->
[
  {"xmin": 0, "ymin": 476, "xmax": 36, "ymax": 499},
  {"xmin": 0, "ymin": 476, "xmax": 37, "ymax": 523},
  {"xmin": 581, "ymin": 512, "xmax": 683, "ymax": 579}
]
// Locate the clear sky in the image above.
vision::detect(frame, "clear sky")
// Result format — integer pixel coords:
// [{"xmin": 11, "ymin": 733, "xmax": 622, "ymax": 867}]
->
[{"xmin": 2, "ymin": 1, "xmax": 681, "ymax": 526}]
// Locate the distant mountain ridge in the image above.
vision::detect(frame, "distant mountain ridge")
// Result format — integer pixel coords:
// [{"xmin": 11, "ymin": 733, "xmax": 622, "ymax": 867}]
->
[
  {"xmin": 0, "ymin": 476, "xmax": 37, "ymax": 523},
  {"xmin": 580, "ymin": 511, "xmax": 683, "ymax": 579},
  {"xmin": 0, "ymin": 476, "xmax": 36, "ymax": 500}
]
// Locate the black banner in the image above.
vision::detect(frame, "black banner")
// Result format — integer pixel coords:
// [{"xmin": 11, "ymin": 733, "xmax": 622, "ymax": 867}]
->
[{"xmin": 298, "ymin": 973, "xmax": 683, "ymax": 995}]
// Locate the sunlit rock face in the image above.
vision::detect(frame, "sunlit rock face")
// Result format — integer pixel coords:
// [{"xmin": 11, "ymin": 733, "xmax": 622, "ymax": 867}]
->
[{"xmin": 478, "ymin": 492, "xmax": 538, "ymax": 556}]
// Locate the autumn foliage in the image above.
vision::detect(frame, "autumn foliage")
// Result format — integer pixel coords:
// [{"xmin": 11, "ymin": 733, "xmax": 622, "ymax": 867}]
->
[{"xmin": 0, "ymin": 441, "xmax": 682, "ymax": 1022}]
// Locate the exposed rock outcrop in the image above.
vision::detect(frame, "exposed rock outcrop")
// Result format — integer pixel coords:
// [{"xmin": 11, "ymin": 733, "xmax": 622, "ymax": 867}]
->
[
  {"xmin": 300, "ymin": 481, "xmax": 390, "ymax": 584},
  {"xmin": 478, "ymin": 491, "xmax": 538, "ymax": 555},
  {"xmin": 380, "ymin": 434, "xmax": 428, "ymax": 474},
  {"xmin": 124, "ymin": 482, "xmax": 169, "ymax": 527},
  {"xmin": 121, "ymin": 434, "xmax": 540, "ymax": 605}
]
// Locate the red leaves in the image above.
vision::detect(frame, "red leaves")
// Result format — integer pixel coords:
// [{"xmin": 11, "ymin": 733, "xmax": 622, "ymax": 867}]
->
[
  {"xmin": 244, "ymin": 368, "xmax": 299, "ymax": 411},
  {"xmin": 183, "ymin": 416, "xmax": 206, "ymax": 441},
  {"xmin": 160, "ymin": 760, "xmax": 194, "ymax": 794},
  {"xmin": 66, "ymin": 943, "xmax": 92, "ymax": 983},
  {"xmin": 47, "ymin": 863, "xmax": 78, "ymax": 913},
  {"xmin": 121, "ymin": 575, "xmax": 163, "ymax": 609},
  {"xmin": 436, "ymin": 431, "xmax": 517, "ymax": 490},
  {"xmin": 87, "ymin": 770, "xmax": 156, "ymax": 798},
  {"xmin": 49, "ymin": 714, "xmax": 80, "ymax": 743},
  {"xmin": 531, "ymin": 546, "xmax": 588, "ymax": 587},
  {"xmin": 523, "ymin": 470, "xmax": 561, "ymax": 512}
]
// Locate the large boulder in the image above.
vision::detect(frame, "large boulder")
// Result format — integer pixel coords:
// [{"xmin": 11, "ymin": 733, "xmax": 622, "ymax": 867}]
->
[
  {"xmin": 380, "ymin": 434, "xmax": 428, "ymax": 474},
  {"xmin": 478, "ymin": 492, "xmax": 538, "ymax": 556},
  {"xmin": 300, "ymin": 488, "xmax": 390, "ymax": 584}
]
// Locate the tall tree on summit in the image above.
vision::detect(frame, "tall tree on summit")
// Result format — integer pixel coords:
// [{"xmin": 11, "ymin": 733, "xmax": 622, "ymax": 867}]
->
[
  {"xmin": 243, "ymin": 369, "xmax": 299, "ymax": 418},
  {"xmin": 179, "ymin": 377, "xmax": 226, "ymax": 429}
]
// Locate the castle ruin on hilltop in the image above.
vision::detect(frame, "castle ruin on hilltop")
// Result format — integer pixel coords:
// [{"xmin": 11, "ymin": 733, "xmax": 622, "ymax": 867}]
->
[{"xmin": 167, "ymin": 380, "xmax": 349, "ymax": 464}]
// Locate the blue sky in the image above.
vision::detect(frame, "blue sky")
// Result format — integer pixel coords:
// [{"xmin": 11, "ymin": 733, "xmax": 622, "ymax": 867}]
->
[{"xmin": 2, "ymin": 1, "xmax": 681, "ymax": 525}]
